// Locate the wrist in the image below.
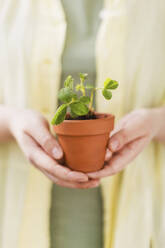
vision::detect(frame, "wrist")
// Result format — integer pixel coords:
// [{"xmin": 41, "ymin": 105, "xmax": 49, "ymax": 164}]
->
[
  {"xmin": 0, "ymin": 105, "xmax": 22, "ymax": 138},
  {"xmin": 152, "ymin": 107, "xmax": 165, "ymax": 142},
  {"xmin": 0, "ymin": 105, "xmax": 16, "ymax": 141}
]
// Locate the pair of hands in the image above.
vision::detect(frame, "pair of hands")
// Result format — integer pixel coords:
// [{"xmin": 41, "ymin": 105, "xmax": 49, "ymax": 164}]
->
[{"xmin": 9, "ymin": 108, "xmax": 161, "ymax": 189}]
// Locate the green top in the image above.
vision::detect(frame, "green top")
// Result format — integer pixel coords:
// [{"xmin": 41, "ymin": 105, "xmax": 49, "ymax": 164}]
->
[
  {"xmin": 50, "ymin": 1, "xmax": 103, "ymax": 248},
  {"xmin": 61, "ymin": 0, "xmax": 102, "ymax": 86}
]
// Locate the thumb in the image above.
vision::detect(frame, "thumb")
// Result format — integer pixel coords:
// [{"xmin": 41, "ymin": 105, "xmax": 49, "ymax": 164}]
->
[
  {"xmin": 25, "ymin": 120, "xmax": 63, "ymax": 160},
  {"xmin": 42, "ymin": 133, "xmax": 63, "ymax": 160},
  {"xmin": 109, "ymin": 125, "xmax": 142, "ymax": 153}
]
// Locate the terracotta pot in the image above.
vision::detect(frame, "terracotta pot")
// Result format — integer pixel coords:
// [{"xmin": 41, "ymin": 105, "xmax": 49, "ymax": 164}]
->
[{"xmin": 53, "ymin": 113, "xmax": 114, "ymax": 173}]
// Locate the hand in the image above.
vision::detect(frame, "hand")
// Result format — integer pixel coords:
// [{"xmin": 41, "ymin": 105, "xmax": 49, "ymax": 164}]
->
[
  {"xmin": 9, "ymin": 108, "xmax": 99, "ymax": 188},
  {"xmin": 88, "ymin": 108, "xmax": 162, "ymax": 179}
]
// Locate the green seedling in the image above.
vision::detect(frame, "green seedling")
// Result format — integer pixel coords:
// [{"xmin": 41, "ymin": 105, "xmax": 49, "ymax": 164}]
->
[{"xmin": 51, "ymin": 73, "xmax": 119, "ymax": 125}]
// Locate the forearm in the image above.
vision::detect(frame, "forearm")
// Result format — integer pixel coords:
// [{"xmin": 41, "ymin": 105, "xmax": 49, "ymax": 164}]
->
[
  {"xmin": 0, "ymin": 105, "xmax": 14, "ymax": 142},
  {"xmin": 153, "ymin": 106, "xmax": 165, "ymax": 143}
]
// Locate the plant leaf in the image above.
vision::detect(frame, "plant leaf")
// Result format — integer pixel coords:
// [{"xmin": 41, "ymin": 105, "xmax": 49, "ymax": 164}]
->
[
  {"xmin": 80, "ymin": 73, "xmax": 88, "ymax": 81},
  {"xmin": 85, "ymin": 84, "xmax": 94, "ymax": 89},
  {"xmin": 70, "ymin": 102, "xmax": 89, "ymax": 116},
  {"xmin": 64, "ymin": 75, "xmax": 74, "ymax": 89},
  {"xmin": 104, "ymin": 78, "xmax": 119, "ymax": 90},
  {"xmin": 102, "ymin": 89, "xmax": 112, "ymax": 100},
  {"xmin": 79, "ymin": 96, "xmax": 90, "ymax": 104},
  {"xmin": 104, "ymin": 78, "xmax": 111, "ymax": 89},
  {"xmin": 72, "ymin": 94, "xmax": 78, "ymax": 100},
  {"xmin": 108, "ymin": 80, "xmax": 119, "ymax": 89},
  {"xmin": 69, "ymin": 109, "xmax": 78, "ymax": 119},
  {"xmin": 75, "ymin": 84, "xmax": 82, "ymax": 91},
  {"xmin": 51, "ymin": 104, "xmax": 67, "ymax": 125},
  {"xmin": 58, "ymin": 88, "xmax": 77, "ymax": 103}
]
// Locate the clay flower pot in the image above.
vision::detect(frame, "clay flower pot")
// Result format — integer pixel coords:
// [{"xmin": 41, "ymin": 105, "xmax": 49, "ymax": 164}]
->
[{"xmin": 53, "ymin": 113, "xmax": 114, "ymax": 173}]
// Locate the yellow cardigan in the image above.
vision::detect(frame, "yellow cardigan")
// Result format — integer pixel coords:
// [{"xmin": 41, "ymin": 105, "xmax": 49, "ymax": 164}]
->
[{"xmin": 0, "ymin": 0, "xmax": 165, "ymax": 247}]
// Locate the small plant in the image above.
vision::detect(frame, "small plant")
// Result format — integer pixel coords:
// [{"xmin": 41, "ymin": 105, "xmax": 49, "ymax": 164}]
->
[{"xmin": 51, "ymin": 73, "xmax": 119, "ymax": 125}]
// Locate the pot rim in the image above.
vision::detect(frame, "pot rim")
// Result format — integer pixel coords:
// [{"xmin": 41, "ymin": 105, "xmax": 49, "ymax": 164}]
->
[
  {"xmin": 53, "ymin": 112, "xmax": 115, "ymax": 136},
  {"xmin": 56, "ymin": 112, "xmax": 114, "ymax": 124}
]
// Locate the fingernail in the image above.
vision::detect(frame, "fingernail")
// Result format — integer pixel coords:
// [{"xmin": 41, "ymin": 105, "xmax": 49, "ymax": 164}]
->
[
  {"xmin": 110, "ymin": 139, "xmax": 119, "ymax": 151},
  {"xmin": 52, "ymin": 147, "xmax": 63, "ymax": 159},
  {"xmin": 68, "ymin": 172, "xmax": 88, "ymax": 182}
]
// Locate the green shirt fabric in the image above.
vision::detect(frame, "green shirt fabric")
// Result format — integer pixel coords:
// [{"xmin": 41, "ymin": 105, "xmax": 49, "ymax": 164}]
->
[{"xmin": 50, "ymin": 0, "xmax": 103, "ymax": 248}]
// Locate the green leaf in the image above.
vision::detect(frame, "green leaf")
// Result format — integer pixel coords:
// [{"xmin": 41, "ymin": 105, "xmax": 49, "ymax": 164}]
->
[
  {"xmin": 58, "ymin": 88, "xmax": 77, "ymax": 103},
  {"xmin": 64, "ymin": 75, "xmax": 74, "ymax": 89},
  {"xmin": 104, "ymin": 78, "xmax": 111, "ymax": 89},
  {"xmin": 70, "ymin": 102, "xmax": 89, "ymax": 116},
  {"xmin": 69, "ymin": 109, "xmax": 78, "ymax": 119},
  {"xmin": 51, "ymin": 104, "xmax": 67, "ymax": 125},
  {"xmin": 75, "ymin": 84, "xmax": 82, "ymax": 91},
  {"xmin": 108, "ymin": 80, "xmax": 119, "ymax": 89},
  {"xmin": 79, "ymin": 96, "xmax": 90, "ymax": 104},
  {"xmin": 104, "ymin": 78, "xmax": 119, "ymax": 90},
  {"xmin": 80, "ymin": 73, "xmax": 88, "ymax": 81},
  {"xmin": 85, "ymin": 84, "xmax": 94, "ymax": 89},
  {"xmin": 102, "ymin": 89, "xmax": 112, "ymax": 100},
  {"xmin": 72, "ymin": 94, "xmax": 78, "ymax": 100}
]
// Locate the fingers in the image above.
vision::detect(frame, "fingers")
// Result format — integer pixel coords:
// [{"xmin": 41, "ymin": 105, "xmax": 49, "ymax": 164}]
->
[
  {"xmin": 42, "ymin": 169, "xmax": 100, "ymax": 189},
  {"xmin": 20, "ymin": 133, "xmax": 89, "ymax": 183},
  {"xmin": 105, "ymin": 148, "xmax": 112, "ymax": 162},
  {"xmin": 109, "ymin": 112, "xmax": 133, "ymax": 137},
  {"xmin": 88, "ymin": 136, "xmax": 149, "ymax": 179},
  {"xmin": 24, "ymin": 117, "xmax": 63, "ymax": 160},
  {"xmin": 108, "ymin": 109, "xmax": 152, "ymax": 153},
  {"xmin": 109, "ymin": 124, "xmax": 145, "ymax": 153}
]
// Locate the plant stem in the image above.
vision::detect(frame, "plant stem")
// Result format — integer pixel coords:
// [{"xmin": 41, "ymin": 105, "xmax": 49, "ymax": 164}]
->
[
  {"xmin": 89, "ymin": 89, "xmax": 94, "ymax": 111},
  {"xmin": 82, "ymin": 88, "xmax": 85, "ymax": 96},
  {"xmin": 95, "ymin": 87, "xmax": 103, "ymax": 90},
  {"xmin": 67, "ymin": 98, "xmax": 76, "ymax": 106},
  {"xmin": 80, "ymin": 79, "xmax": 86, "ymax": 96}
]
